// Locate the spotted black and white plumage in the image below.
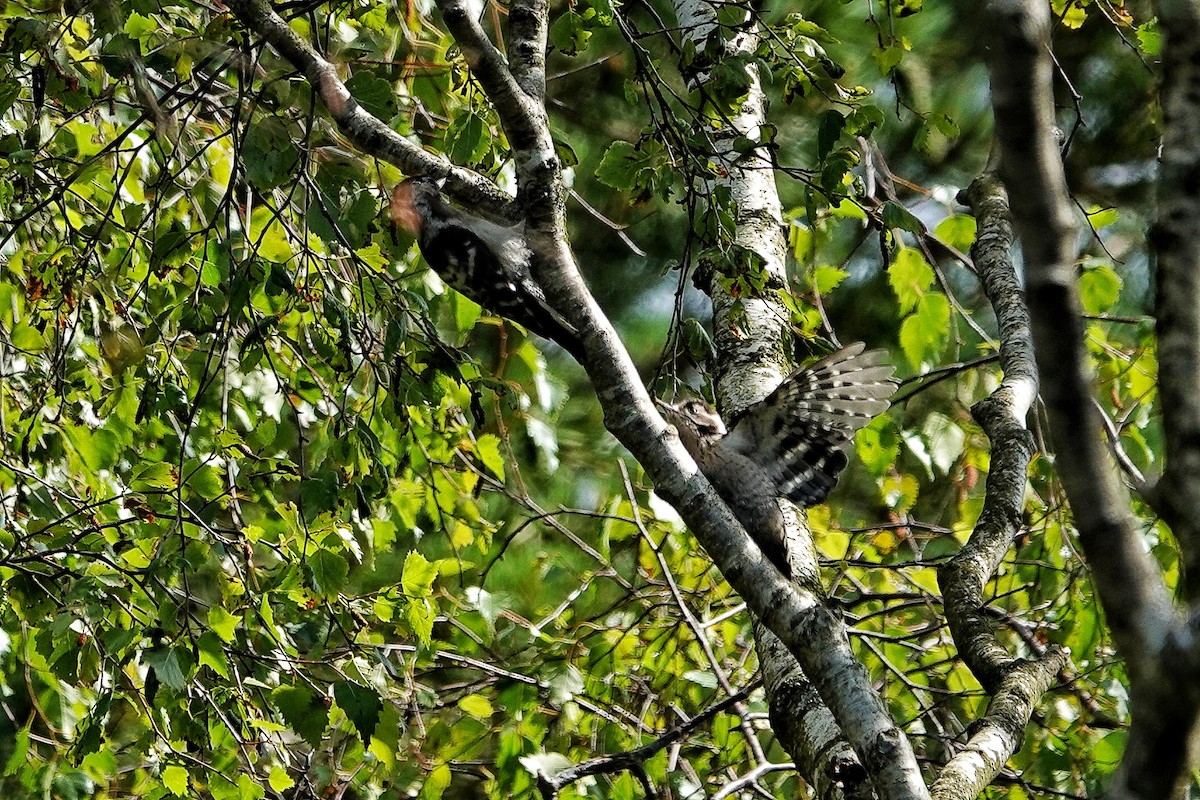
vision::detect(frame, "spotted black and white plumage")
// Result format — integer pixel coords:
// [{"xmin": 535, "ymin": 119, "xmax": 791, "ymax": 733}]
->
[
  {"xmin": 657, "ymin": 343, "xmax": 896, "ymax": 577},
  {"xmin": 390, "ymin": 177, "xmax": 580, "ymax": 355}
]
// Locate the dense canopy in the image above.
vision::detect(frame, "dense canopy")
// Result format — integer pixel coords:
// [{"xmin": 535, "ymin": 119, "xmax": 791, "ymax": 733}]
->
[{"xmin": 0, "ymin": 0, "xmax": 1194, "ymax": 798}]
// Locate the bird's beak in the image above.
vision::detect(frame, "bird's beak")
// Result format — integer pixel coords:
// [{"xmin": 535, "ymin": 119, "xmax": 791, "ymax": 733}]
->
[{"xmin": 653, "ymin": 397, "xmax": 674, "ymax": 413}]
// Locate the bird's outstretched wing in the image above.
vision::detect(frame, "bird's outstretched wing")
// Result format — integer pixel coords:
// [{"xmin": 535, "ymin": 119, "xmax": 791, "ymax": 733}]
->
[{"xmin": 722, "ymin": 343, "xmax": 897, "ymax": 506}]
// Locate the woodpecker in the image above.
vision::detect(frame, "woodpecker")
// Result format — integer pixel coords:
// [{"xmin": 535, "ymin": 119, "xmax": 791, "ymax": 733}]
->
[
  {"xmin": 657, "ymin": 343, "xmax": 896, "ymax": 577},
  {"xmin": 390, "ymin": 177, "xmax": 581, "ymax": 356}
]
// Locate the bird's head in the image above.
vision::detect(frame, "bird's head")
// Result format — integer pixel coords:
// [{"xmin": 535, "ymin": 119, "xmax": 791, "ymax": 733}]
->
[
  {"xmin": 389, "ymin": 176, "xmax": 443, "ymax": 235},
  {"xmin": 655, "ymin": 396, "xmax": 727, "ymax": 450}
]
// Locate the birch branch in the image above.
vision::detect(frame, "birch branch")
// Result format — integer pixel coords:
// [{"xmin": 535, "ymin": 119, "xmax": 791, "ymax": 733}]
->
[
  {"xmin": 931, "ymin": 173, "xmax": 1066, "ymax": 800},
  {"xmin": 225, "ymin": 0, "xmax": 516, "ymax": 215}
]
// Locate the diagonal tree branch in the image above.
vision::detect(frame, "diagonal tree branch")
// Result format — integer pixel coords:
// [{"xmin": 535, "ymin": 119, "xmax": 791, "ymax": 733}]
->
[
  {"xmin": 753, "ymin": 622, "xmax": 877, "ymax": 800},
  {"xmin": 508, "ymin": 0, "xmax": 549, "ymax": 100},
  {"xmin": 665, "ymin": 2, "xmax": 926, "ymax": 797},
  {"xmin": 224, "ymin": 0, "xmax": 517, "ymax": 216},
  {"xmin": 231, "ymin": 1, "xmax": 929, "ymax": 796},
  {"xmin": 435, "ymin": 0, "xmax": 552, "ymax": 169},
  {"xmin": 939, "ymin": 174, "xmax": 1040, "ymax": 692}
]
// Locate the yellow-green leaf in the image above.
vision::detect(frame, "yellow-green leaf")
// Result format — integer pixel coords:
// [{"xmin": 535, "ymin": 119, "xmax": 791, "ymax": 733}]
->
[
  {"xmin": 458, "ymin": 693, "xmax": 493, "ymax": 720},
  {"xmin": 475, "ymin": 434, "xmax": 505, "ymax": 481},
  {"xmin": 207, "ymin": 606, "xmax": 239, "ymax": 644},
  {"xmin": 407, "ymin": 597, "xmax": 434, "ymax": 647},
  {"xmin": 132, "ymin": 462, "xmax": 176, "ymax": 491},
  {"xmin": 888, "ymin": 248, "xmax": 934, "ymax": 314},
  {"xmin": 268, "ymin": 766, "xmax": 294, "ymax": 793},
  {"xmin": 402, "ymin": 551, "xmax": 438, "ymax": 598},
  {"xmin": 162, "ymin": 765, "xmax": 189, "ymax": 797}
]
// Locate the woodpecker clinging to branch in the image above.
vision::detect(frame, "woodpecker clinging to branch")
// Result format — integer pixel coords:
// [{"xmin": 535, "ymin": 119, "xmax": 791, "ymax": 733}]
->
[
  {"xmin": 390, "ymin": 177, "xmax": 581, "ymax": 357},
  {"xmin": 657, "ymin": 343, "xmax": 897, "ymax": 578}
]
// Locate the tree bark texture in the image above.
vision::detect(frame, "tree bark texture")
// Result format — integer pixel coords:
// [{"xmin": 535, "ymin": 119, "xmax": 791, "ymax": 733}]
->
[
  {"xmin": 985, "ymin": 0, "xmax": 1200, "ymax": 796},
  {"xmin": 930, "ymin": 174, "xmax": 1067, "ymax": 800},
  {"xmin": 669, "ymin": 3, "xmax": 927, "ymax": 798},
  {"xmin": 1150, "ymin": 0, "xmax": 1200, "ymax": 594}
]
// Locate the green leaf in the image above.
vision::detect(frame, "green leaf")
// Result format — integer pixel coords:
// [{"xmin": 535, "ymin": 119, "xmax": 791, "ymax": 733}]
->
[
  {"xmin": 406, "ymin": 597, "xmax": 434, "ymax": 647},
  {"xmin": 856, "ymin": 416, "xmax": 900, "ymax": 477},
  {"xmin": 882, "ymin": 201, "xmax": 925, "ymax": 235},
  {"xmin": 888, "ymin": 248, "xmax": 934, "ymax": 313},
  {"xmin": 308, "ymin": 548, "xmax": 349, "ymax": 596},
  {"xmin": 475, "ymin": 434, "xmax": 505, "ymax": 481},
  {"xmin": 146, "ymin": 648, "xmax": 187, "ymax": 692},
  {"xmin": 419, "ymin": 763, "xmax": 452, "ymax": 800},
  {"xmin": 1093, "ymin": 729, "xmax": 1126, "ymax": 768},
  {"xmin": 123, "ymin": 12, "xmax": 156, "ymax": 40},
  {"xmin": 239, "ymin": 773, "xmax": 267, "ymax": 800},
  {"xmin": 555, "ymin": 138, "xmax": 580, "ymax": 167},
  {"xmin": 355, "ymin": 243, "xmax": 389, "ymax": 271},
  {"xmin": 1136, "ymin": 22, "xmax": 1161, "ymax": 56},
  {"xmin": 882, "ymin": 473, "xmax": 920, "ymax": 514},
  {"xmin": 402, "ymin": 550, "xmax": 438, "ymax": 598},
  {"xmin": 817, "ymin": 110, "xmax": 845, "ymax": 159},
  {"xmin": 931, "ymin": 112, "xmax": 959, "ymax": 138},
  {"xmin": 550, "ymin": 11, "xmax": 592, "ymax": 56},
  {"xmin": 162, "ymin": 765, "xmax": 189, "ymax": 797},
  {"xmin": 820, "ymin": 148, "xmax": 859, "ymax": 193},
  {"xmin": 272, "ymin": 685, "xmax": 329, "ymax": 749},
  {"xmin": 0, "ymin": 79, "xmax": 20, "ymax": 119},
  {"xmin": 596, "ymin": 141, "xmax": 639, "ymax": 191},
  {"xmin": 874, "ymin": 44, "xmax": 905, "ymax": 74},
  {"xmin": 187, "ymin": 463, "xmax": 224, "ymax": 500},
  {"xmin": 846, "ymin": 105, "xmax": 885, "ymax": 136},
  {"xmin": 447, "ymin": 112, "xmax": 488, "ymax": 165},
  {"xmin": 345, "ymin": 71, "xmax": 398, "ymax": 119},
  {"xmin": 81, "ymin": 748, "xmax": 118, "ymax": 781},
  {"xmin": 1080, "ymin": 261, "xmax": 1122, "ymax": 314},
  {"xmin": 334, "ymin": 681, "xmax": 382, "ymax": 743},
  {"xmin": 207, "ymin": 606, "xmax": 239, "ymax": 644},
  {"xmin": 132, "ymin": 461, "xmax": 176, "ymax": 491},
  {"xmin": 899, "ymin": 293, "xmax": 950, "ymax": 368},
  {"xmin": 197, "ymin": 631, "xmax": 230, "ymax": 678},
  {"xmin": 812, "ymin": 265, "xmax": 848, "ymax": 294},
  {"xmin": 683, "ymin": 670, "xmax": 719, "ymax": 689},
  {"xmin": 1087, "ymin": 206, "xmax": 1119, "ymax": 229},
  {"xmin": 451, "ymin": 291, "xmax": 482, "ymax": 333},
  {"xmin": 11, "ymin": 322, "xmax": 45, "ymax": 352},
  {"xmin": 457, "ymin": 693, "xmax": 493, "ymax": 720},
  {"xmin": 243, "ymin": 118, "xmax": 300, "ymax": 190},
  {"xmin": 4, "ymin": 726, "xmax": 29, "ymax": 776},
  {"xmin": 933, "ymin": 214, "xmax": 977, "ymax": 252},
  {"xmin": 268, "ymin": 766, "xmax": 294, "ymax": 793},
  {"xmin": 595, "ymin": 139, "xmax": 665, "ymax": 198}
]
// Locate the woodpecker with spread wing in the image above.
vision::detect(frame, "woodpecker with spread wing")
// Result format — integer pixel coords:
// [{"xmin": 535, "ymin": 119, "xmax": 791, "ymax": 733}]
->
[
  {"xmin": 390, "ymin": 177, "xmax": 581, "ymax": 357},
  {"xmin": 656, "ymin": 343, "xmax": 896, "ymax": 577}
]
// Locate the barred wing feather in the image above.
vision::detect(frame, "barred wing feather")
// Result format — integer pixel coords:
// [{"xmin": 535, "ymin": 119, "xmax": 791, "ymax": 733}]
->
[{"xmin": 723, "ymin": 343, "xmax": 897, "ymax": 506}]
